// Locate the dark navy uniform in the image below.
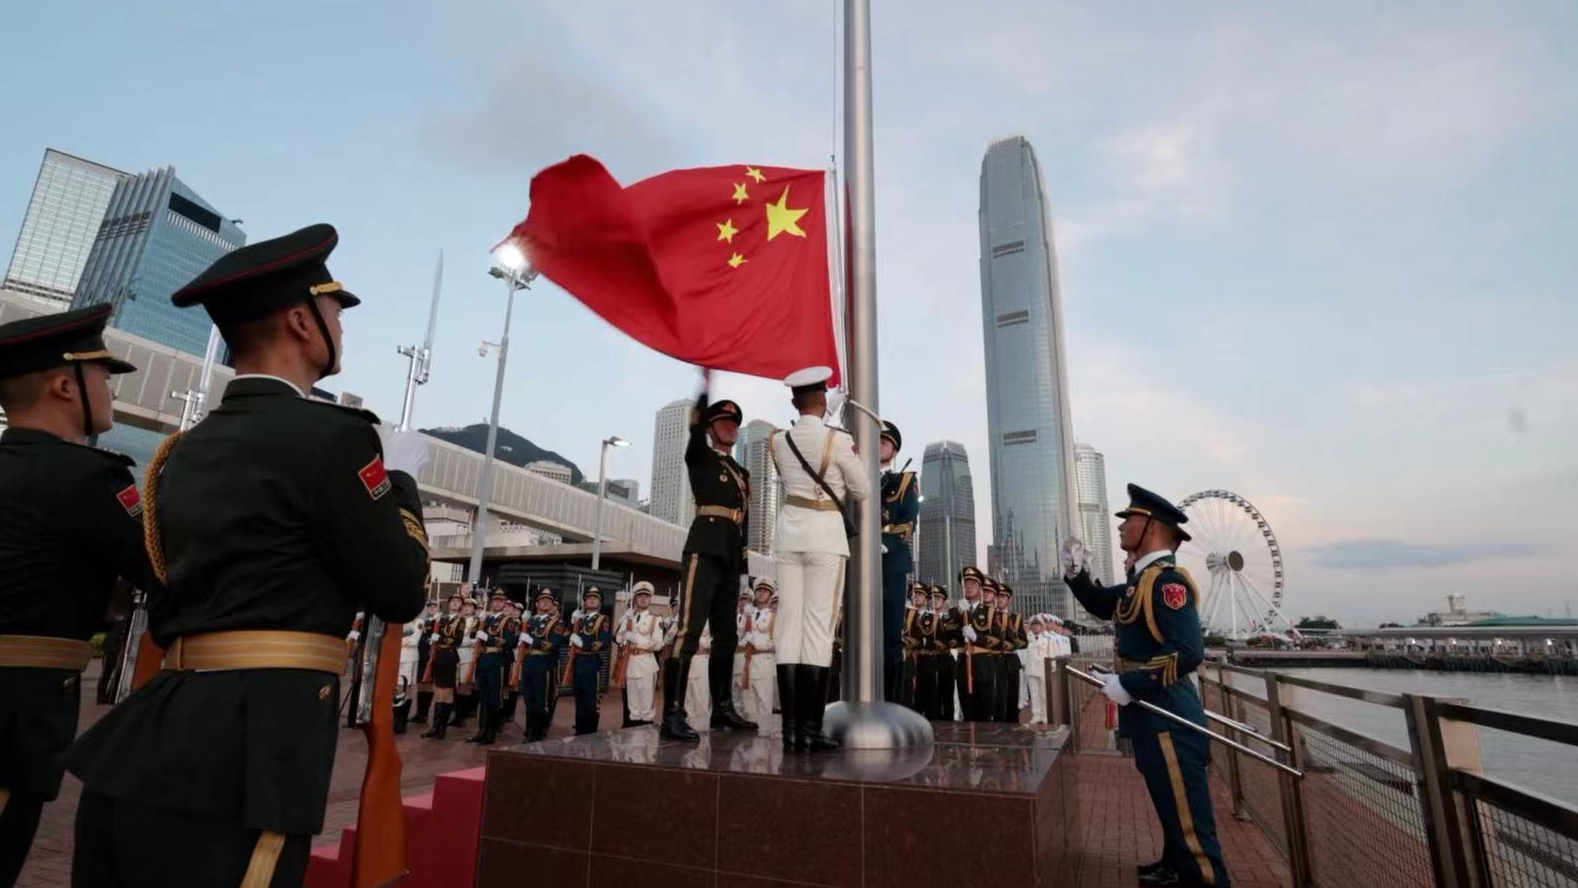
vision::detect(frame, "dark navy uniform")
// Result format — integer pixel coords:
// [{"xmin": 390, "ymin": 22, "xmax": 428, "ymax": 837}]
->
[
  {"xmin": 879, "ymin": 420, "xmax": 920, "ymax": 703},
  {"xmin": 898, "ymin": 588, "xmax": 927, "ymax": 710},
  {"xmin": 519, "ymin": 591, "xmax": 568, "ymax": 742},
  {"xmin": 569, "ymin": 595, "xmax": 612, "ymax": 736},
  {"xmin": 66, "ymin": 224, "xmax": 431, "ymax": 888},
  {"xmin": 1066, "ymin": 484, "xmax": 1229, "ymax": 887},
  {"xmin": 468, "ymin": 594, "xmax": 520, "ymax": 745},
  {"xmin": 921, "ymin": 589, "xmax": 961, "ymax": 721},
  {"xmin": 0, "ymin": 306, "xmax": 154, "ymax": 886},
  {"xmin": 662, "ymin": 395, "xmax": 756, "ymax": 741},
  {"xmin": 997, "ymin": 591, "xmax": 1028, "ymax": 723},
  {"xmin": 955, "ymin": 567, "xmax": 1003, "ymax": 723}
]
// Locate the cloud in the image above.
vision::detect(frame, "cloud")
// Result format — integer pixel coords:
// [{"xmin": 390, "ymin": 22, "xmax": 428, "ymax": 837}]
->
[{"xmin": 1310, "ymin": 539, "xmax": 1541, "ymax": 571}]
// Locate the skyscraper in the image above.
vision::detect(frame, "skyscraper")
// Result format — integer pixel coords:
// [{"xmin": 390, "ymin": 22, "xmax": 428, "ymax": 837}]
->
[
  {"xmin": 72, "ymin": 165, "xmax": 245, "ymax": 355},
  {"xmin": 917, "ymin": 440, "xmax": 976, "ymax": 597},
  {"xmin": 4, "ymin": 149, "xmax": 127, "ymax": 310},
  {"xmin": 1074, "ymin": 443, "xmax": 1116, "ymax": 585},
  {"xmin": 649, "ymin": 398, "xmax": 694, "ymax": 527},
  {"xmin": 979, "ymin": 135, "xmax": 1080, "ymax": 617},
  {"xmin": 734, "ymin": 419, "xmax": 780, "ymax": 555}
]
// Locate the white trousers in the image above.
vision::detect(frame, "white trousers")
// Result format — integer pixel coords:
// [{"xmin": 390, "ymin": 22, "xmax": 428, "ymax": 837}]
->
[
  {"xmin": 774, "ymin": 551, "xmax": 846, "ymax": 666},
  {"xmin": 686, "ymin": 653, "xmax": 712, "ymax": 728},
  {"xmin": 627, "ymin": 672, "xmax": 656, "ymax": 722},
  {"xmin": 1027, "ymin": 675, "xmax": 1047, "ymax": 725},
  {"xmin": 743, "ymin": 652, "xmax": 777, "ymax": 736},
  {"xmin": 732, "ymin": 652, "xmax": 747, "ymax": 710}
]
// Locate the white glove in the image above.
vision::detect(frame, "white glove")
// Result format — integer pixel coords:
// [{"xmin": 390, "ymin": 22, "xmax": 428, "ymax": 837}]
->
[
  {"xmin": 1102, "ymin": 673, "xmax": 1133, "ymax": 706},
  {"xmin": 521, "ymin": 633, "xmax": 535, "ymax": 647},
  {"xmin": 1059, "ymin": 539, "xmax": 1091, "ymax": 579},
  {"xmin": 347, "ymin": 631, "xmax": 360, "ymax": 641},
  {"xmin": 963, "ymin": 625, "xmax": 978, "ymax": 643},
  {"xmin": 429, "ymin": 632, "xmax": 441, "ymax": 643},
  {"xmin": 377, "ymin": 426, "xmax": 433, "ymax": 477},
  {"xmin": 616, "ymin": 632, "xmax": 628, "ymax": 644},
  {"xmin": 569, "ymin": 635, "xmax": 584, "ymax": 649},
  {"xmin": 476, "ymin": 631, "xmax": 489, "ymax": 642}
]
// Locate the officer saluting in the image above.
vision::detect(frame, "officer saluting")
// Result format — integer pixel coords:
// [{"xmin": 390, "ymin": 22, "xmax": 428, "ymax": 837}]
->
[
  {"xmin": 0, "ymin": 305, "xmax": 159, "ymax": 885},
  {"xmin": 1063, "ymin": 484, "xmax": 1230, "ymax": 888},
  {"xmin": 660, "ymin": 374, "xmax": 758, "ymax": 742},
  {"xmin": 877, "ymin": 421, "xmax": 919, "ymax": 703},
  {"xmin": 65, "ymin": 224, "xmax": 432, "ymax": 887}
]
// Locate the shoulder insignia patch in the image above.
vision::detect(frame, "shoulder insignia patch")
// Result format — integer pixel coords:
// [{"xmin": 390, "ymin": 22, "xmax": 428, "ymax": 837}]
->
[
  {"xmin": 1162, "ymin": 583, "xmax": 1189, "ymax": 610},
  {"xmin": 359, "ymin": 456, "xmax": 392, "ymax": 500},
  {"xmin": 115, "ymin": 483, "xmax": 143, "ymax": 517}
]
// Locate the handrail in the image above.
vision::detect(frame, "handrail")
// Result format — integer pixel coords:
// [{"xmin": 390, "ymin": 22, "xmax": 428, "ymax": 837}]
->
[
  {"xmin": 1282, "ymin": 707, "xmax": 1415, "ymax": 768},
  {"xmin": 1453, "ymin": 769, "xmax": 1578, "ymax": 839},
  {"xmin": 1436, "ymin": 701, "xmax": 1578, "ymax": 748},
  {"xmin": 1271, "ymin": 673, "xmax": 1407, "ymax": 708},
  {"xmin": 1066, "ymin": 666, "xmax": 1303, "ymax": 779}
]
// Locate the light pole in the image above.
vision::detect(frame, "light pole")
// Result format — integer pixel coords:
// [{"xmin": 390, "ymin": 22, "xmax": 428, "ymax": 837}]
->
[
  {"xmin": 590, "ymin": 436, "xmax": 631, "ymax": 571},
  {"xmin": 467, "ymin": 244, "xmax": 538, "ymax": 587}
]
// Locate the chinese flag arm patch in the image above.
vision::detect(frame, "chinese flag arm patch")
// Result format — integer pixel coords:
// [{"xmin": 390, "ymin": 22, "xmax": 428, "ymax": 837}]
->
[
  {"xmin": 115, "ymin": 483, "xmax": 143, "ymax": 517},
  {"xmin": 1162, "ymin": 583, "xmax": 1189, "ymax": 610},
  {"xmin": 358, "ymin": 456, "xmax": 392, "ymax": 500}
]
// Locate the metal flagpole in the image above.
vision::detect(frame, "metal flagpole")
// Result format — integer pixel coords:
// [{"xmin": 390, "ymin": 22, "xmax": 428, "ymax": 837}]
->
[
  {"xmin": 823, "ymin": 0, "xmax": 932, "ymax": 749},
  {"xmin": 397, "ymin": 251, "xmax": 444, "ymax": 432}
]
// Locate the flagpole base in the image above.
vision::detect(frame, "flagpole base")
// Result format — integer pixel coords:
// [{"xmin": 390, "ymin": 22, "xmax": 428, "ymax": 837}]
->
[{"xmin": 823, "ymin": 700, "xmax": 934, "ymax": 750}]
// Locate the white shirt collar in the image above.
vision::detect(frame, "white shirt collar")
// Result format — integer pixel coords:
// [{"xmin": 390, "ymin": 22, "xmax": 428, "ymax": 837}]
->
[
  {"xmin": 795, "ymin": 413, "xmax": 826, "ymax": 428},
  {"xmin": 232, "ymin": 373, "xmax": 306, "ymax": 398},
  {"xmin": 1134, "ymin": 549, "xmax": 1175, "ymax": 575}
]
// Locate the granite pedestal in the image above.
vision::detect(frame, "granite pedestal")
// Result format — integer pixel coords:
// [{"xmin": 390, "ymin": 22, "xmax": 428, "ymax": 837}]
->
[{"xmin": 476, "ymin": 720, "xmax": 1079, "ymax": 888}]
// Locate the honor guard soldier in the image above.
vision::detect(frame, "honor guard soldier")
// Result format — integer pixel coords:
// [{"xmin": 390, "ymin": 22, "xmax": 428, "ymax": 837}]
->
[
  {"xmin": 955, "ymin": 566, "xmax": 1000, "ymax": 722},
  {"xmin": 741, "ymin": 578, "xmax": 778, "ymax": 738},
  {"xmin": 567, "ymin": 587, "xmax": 611, "ymax": 735},
  {"xmin": 518, "ymin": 589, "xmax": 567, "ymax": 742},
  {"xmin": 467, "ymin": 591, "xmax": 519, "ymax": 745},
  {"xmin": 412, "ymin": 599, "xmax": 440, "ymax": 725},
  {"xmin": 0, "ymin": 305, "xmax": 160, "ymax": 885},
  {"xmin": 770, "ymin": 366, "xmax": 870, "ymax": 752},
  {"xmin": 897, "ymin": 582, "xmax": 930, "ymax": 710},
  {"xmin": 922, "ymin": 585, "xmax": 961, "ymax": 721},
  {"xmin": 501, "ymin": 600, "xmax": 525, "ymax": 724},
  {"xmin": 1063, "ymin": 484, "xmax": 1229, "ymax": 887},
  {"xmin": 685, "ymin": 621, "xmax": 714, "ymax": 731},
  {"xmin": 615, "ymin": 582, "xmax": 663, "ymax": 726},
  {"xmin": 422, "ymin": 592, "xmax": 466, "ymax": 739},
  {"xmin": 996, "ymin": 583, "xmax": 1028, "ymax": 723},
  {"xmin": 731, "ymin": 589, "xmax": 751, "ymax": 713},
  {"xmin": 453, "ymin": 597, "xmax": 482, "ymax": 728},
  {"xmin": 65, "ymin": 224, "xmax": 431, "ymax": 887},
  {"xmin": 877, "ymin": 421, "xmax": 919, "ymax": 703},
  {"xmin": 660, "ymin": 375, "xmax": 758, "ymax": 742}
]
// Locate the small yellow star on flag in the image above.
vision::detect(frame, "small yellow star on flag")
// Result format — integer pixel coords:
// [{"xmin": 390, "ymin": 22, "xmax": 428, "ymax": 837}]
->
[
  {"xmin": 732, "ymin": 182, "xmax": 749, "ymax": 205},
  {"xmin": 745, "ymin": 166, "xmax": 766, "ymax": 183},
  {"xmin": 716, "ymin": 218, "xmax": 739, "ymax": 243},
  {"xmin": 764, "ymin": 186, "xmax": 808, "ymax": 241},
  {"xmin": 727, "ymin": 252, "xmax": 747, "ymax": 269}
]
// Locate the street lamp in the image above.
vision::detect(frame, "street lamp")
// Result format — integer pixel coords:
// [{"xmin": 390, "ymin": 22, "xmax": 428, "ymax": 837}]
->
[
  {"xmin": 466, "ymin": 247, "xmax": 539, "ymax": 587},
  {"xmin": 590, "ymin": 435, "xmax": 631, "ymax": 570}
]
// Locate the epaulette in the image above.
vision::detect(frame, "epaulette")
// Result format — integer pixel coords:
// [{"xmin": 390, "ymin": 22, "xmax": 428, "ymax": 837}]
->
[{"xmin": 300, "ymin": 397, "xmax": 382, "ymax": 425}]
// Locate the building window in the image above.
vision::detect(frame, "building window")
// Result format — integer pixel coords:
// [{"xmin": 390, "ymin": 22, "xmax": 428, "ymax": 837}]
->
[
  {"xmin": 1003, "ymin": 430, "xmax": 1038, "ymax": 445},
  {"xmin": 991, "ymin": 240, "xmax": 1025, "ymax": 258},
  {"xmin": 996, "ymin": 310, "xmax": 1030, "ymax": 327}
]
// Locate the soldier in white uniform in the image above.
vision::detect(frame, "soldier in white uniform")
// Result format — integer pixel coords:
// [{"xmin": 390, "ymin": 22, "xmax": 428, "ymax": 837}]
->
[
  {"xmin": 616, "ymin": 582, "xmax": 664, "ymax": 725},
  {"xmin": 732, "ymin": 590, "xmax": 750, "ymax": 713},
  {"xmin": 740, "ymin": 578, "xmax": 778, "ymax": 736},
  {"xmin": 1025, "ymin": 614, "xmax": 1052, "ymax": 724},
  {"xmin": 686, "ymin": 621, "xmax": 713, "ymax": 730},
  {"xmin": 769, "ymin": 366, "xmax": 870, "ymax": 752}
]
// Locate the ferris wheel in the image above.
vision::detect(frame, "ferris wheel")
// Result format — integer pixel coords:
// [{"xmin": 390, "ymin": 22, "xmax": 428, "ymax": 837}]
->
[{"xmin": 1174, "ymin": 490, "xmax": 1296, "ymax": 639}]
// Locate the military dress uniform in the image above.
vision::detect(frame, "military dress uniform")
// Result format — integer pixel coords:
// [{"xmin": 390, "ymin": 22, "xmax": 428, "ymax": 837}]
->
[
  {"xmin": 64, "ymin": 224, "xmax": 431, "ymax": 888},
  {"xmin": 955, "ymin": 567, "xmax": 1002, "ymax": 723},
  {"xmin": 421, "ymin": 600, "xmax": 466, "ymax": 739},
  {"xmin": 412, "ymin": 604, "xmax": 439, "ymax": 725},
  {"xmin": 616, "ymin": 585, "xmax": 664, "ymax": 726},
  {"xmin": 661, "ymin": 395, "xmax": 756, "ymax": 742},
  {"xmin": 518, "ymin": 590, "xmax": 567, "ymax": 743},
  {"xmin": 897, "ymin": 584, "xmax": 929, "ymax": 711},
  {"xmin": 1065, "ymin": 485, "xmax": 1229, "ymax": 888},
  {"xmin": 468, "ymin": 594, "xmax": 520, "ymax": 745},
  {"xmin": 997, "ymin": 587, "xmax": 1028, "ymax": 723},
  {"xmin": 740, "ymin": 586, "xmax": 778, "ymax": 736},
  {"xmin": 0, "ymin": 306, "xmax": 156, "ymax": 887},
  {"xmin": 568, "ymin": 593, "xmax": 612, "ymax": 736},
  {"xmin": 921, "ymin": 588, "xmax": 962, "ymax": 721},
  {"xmin": 685, "ymin": 622, "xmax": 714, "ymax": 730},
  {"xmin": 877, "ymin": 422, "xmax": 920, "ymax": 704}
]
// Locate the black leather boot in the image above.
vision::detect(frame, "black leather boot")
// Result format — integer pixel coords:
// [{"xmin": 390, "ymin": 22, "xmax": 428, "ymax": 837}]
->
[
  {"xmin": 802, "ymin": 667, "xmax": 840, "ymax": 752},
  {"xmin": 466, "ymin": 702, "xmax": 491, "ymax": 743},
  {"xmin": 422, "ymin": 703, "xmax": 449, "ymax": 739},
  {"xmin": 660, "ymin": 658, "xmax": 700, "ymax": 742},
  {"xmin": 412, "ymin": 690, "xmax": 433, "ymax": 724},
  {"xmin": 777, "ymin": 664, "xmax": 800, "ymax": 752}
]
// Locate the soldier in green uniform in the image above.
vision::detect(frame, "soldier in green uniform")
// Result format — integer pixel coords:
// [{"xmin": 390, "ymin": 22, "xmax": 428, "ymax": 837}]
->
[
  {"xmin": 1064, "ymin": 484, "xmax": 1229, "ymax": 888},
  {"xmin": 659, "ymin": 375, "xmax": 758, "ymax": 741},
  {"xmin": 65, "ymin": 224, "xmax": 432, "ymax": 888},
  {"xmin": 518, "ymin": 589, "xmax": 567, "ymax": 742},
  {"xmin": 955, "ymin": 566, "xmax": 1001, "ymax": 722},
  {"xmin": 878, "ymin": 421, "xmax": 919, "ymax": 704},
  {"xmin": 568, "ymin": 588, "xmax": 612, "ymax": 735},
  {"xmin": 995, "ymin": 583, "xmax": 1028, "ymax": 723},
  {"xmin": 924, "ymin": 584, "xmax": 961, "ymax": 721},
  {"xmin": 0, "ymin": 305, "xmax": 159, "ymax": 886}
]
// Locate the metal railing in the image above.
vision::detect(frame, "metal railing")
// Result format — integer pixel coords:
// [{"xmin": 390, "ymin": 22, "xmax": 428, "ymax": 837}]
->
[{"xmin": 1044, "ymin": 656, "xmax": 1578, "ymax": 887}]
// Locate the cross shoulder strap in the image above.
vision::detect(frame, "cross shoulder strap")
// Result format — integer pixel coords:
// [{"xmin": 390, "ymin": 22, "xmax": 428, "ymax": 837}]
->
[{"xmin": 784, "ymin": 429, "xmax": 845, "ymax": 512}]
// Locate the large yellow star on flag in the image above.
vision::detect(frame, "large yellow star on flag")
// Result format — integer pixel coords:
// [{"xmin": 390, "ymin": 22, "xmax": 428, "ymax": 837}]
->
[
  {"xmin": 716, "ymin": 218, "xmax": 739, "ymax": 243},
  {"xmin": 764, "ymin": 186, "xmax": 808, "ymax": 241}
]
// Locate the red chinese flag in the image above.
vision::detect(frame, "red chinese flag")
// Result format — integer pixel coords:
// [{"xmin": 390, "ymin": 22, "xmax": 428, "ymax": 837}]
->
[{"xmin": 504, "ymin": 154, "xmax": 840, "ymax": 385}]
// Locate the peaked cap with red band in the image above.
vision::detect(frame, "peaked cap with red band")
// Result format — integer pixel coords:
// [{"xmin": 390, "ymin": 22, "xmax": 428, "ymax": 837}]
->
[
  {"xmin": 0, "ymin": 304, "xmax": 136, "ymax": 379},
  {"xmin": 172, "ymin": 223, "xmax": 361, "ymax": 326}
]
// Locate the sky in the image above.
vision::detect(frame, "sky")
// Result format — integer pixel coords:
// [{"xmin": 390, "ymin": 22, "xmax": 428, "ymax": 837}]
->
[{"xmin": 2, "ymin": 0, "xmax": 1574, "ymax": 626}]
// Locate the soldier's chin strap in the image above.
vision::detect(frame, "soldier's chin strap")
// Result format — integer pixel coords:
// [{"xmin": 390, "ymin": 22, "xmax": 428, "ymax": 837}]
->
[
  {"xmin": 72, "ymin": 362, "xmax": 93, "ymax": 440},
  {"xmin": 304, "ymin": 299, "xmax": 337, "ymax": 378}
]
